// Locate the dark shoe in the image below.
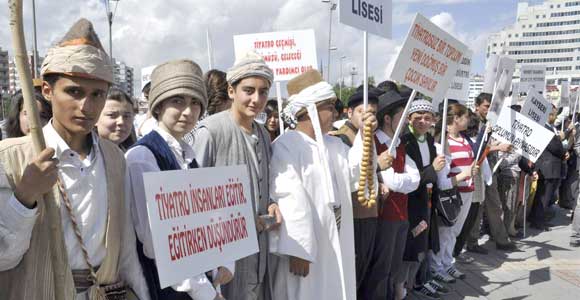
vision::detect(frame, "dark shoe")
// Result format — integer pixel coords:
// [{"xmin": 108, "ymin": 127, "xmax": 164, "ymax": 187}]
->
[
  {"xmin": 509, "ymin": 230, "xmax": 524, "ymax": 239},
  {"xmin": 466, "ymin": 244, "xmax": 489, "ymax": 255},
  {"xmin": 496, "ymin": 242, "xmax": 519, "ymax": 251},
  {"xmin": 530, "ymin": 223, "xmax": 551, "ymax": 231},
  {"xmin": 427, "ymin": 280, "xmax": 450, "ymax": 295}
]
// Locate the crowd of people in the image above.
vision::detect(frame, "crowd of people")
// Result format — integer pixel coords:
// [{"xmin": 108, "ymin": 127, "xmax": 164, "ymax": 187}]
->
[{"xmin": 1, "ymin": 17, "xmax": 580, "ymax": 300}]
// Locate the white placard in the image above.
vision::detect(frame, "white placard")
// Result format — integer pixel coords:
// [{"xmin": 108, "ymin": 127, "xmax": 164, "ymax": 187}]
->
[
  {"xmin": 521, "ymin": 89, "xmax": 550, "ymax": 125},
  {"xmin": 140, "ymin": 65, "xmax": 157, "ymax": 91},
  {"xmin": 519, "ymin": 65, "xmax": 545, "ymax": 95},
  {"xmin": 491, "ymin": 106, "xmax": 555, "ymax": 163},
  {"xmin": 482, "ymin": 55, "xmax": 515, "ymax": 94},
  {"xmin": 560, "ymin": 81, "xmax": 570, "ymax": 107},
  {"xmin": 233, "ymin": 30, "xmax": 318, "ymax": 82},
  {"xmin": 338, "ymin": 0, "xmax": 392, "ymax": 39},
  {"xmin": 389, "ymin": 14, "xmax": 469, "ymax": 101},
  {"xmin": 444, "ymin": 49, "xmax": 473, "ymax": 101},
  {"xmin": 143, "ymin": 165, "xmax": 259, "ymax": 288}
]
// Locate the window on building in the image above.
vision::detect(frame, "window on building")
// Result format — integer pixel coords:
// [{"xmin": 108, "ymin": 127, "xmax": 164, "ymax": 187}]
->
[
  {"xmin": 550, "ymin": 4, "xmax": 554, "ymax": 8},
  {"xmin": 529, "ymin": 24, "xmax": 533, "ymax": 28},
  {"xmin": 515, "ymin": 34, "xmax": 519, "ymax": 37},
  {"xmin": 543, "ymin": 15, "xmax": 546, "ymax": 18},
  {"xmin": 576, "ymin": 66, "xmax": 580, "ymax": 70},
  {"xmin": 493, "ymin": 43, "xmax": 497, "ymax": 47},
  {"xmin": 536, "ymin": 15, "xmax": 540, "ymax": 19},
  {"xmin": 508, "ymin": 34, "xmax": 512, "ymax": 38}
]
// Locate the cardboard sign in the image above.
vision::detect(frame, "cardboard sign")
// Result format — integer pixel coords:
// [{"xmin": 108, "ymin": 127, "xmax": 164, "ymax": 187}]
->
[
  {"xmin": 491, "ymin": 106, "xmax": 554, "ymax": 163},
  {"xmin": 143, "ymin": 165, "xmax": 259, "ymax": 288},
  {"xmin": 140, "ymin": 65, "xmax": 157, "ymax": 91},
  {"xmin": 519, "ymin": 65, "xmax": 545, "ymax": 95},
  {"xmin": 560, "ymin": 81, "xmax": 570, "ymax": 107},
  {"xmin": 338, "ymin": 0, "xmax": 392, "ymax": 39},
  {"xmin": 482, "ymin": 55, "xmax": 515, "ymax": 94},
  {"xmin": 486, "ymin": 66, "xmax": 514, "ymax": 125},
  {"xmin": 389, "ymin": 14, "xmax": 468, "ymax": 101},
  {"xmin": 233, "ymin": 30, "xmax": 318, "ymax": 82},
  {"xmin": 444, "ymin": 49, "xmax": 473, "ymax": 101},
  {"xmin": 521, "ymin": 89, "xmax": 550, "ymax": 125}
]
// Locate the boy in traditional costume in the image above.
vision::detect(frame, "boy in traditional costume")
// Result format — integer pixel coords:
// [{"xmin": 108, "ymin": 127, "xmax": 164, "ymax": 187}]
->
[
  {"xmin": 126, "ymin": 59, "xmax": 231, "ymax": 300},
  {"xmin": 0, "ymin": 19, "xmax": 149, "ymax": 300},
  {"xmin": 193, "ymin": 52, "xmax": 282, "ymax": 300},
  {"xmin": 269, "ymin": 70, "xmax": 377, "ymax": 300}
]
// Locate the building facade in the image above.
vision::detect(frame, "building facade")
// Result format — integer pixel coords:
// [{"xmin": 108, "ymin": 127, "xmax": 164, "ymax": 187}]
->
[
  {"xmin": 487, "ymin": 0, "xmax": 580, "ymax": 92},
  {"xmin": 0, "ymin": 48, "xmax": 9, "ymax": 95},
  {"xmin": 467, "ymin": 74, "xmax": 484, "ymax": 109},
  {"xmin": 113, "ymin": 59, "xmax": 134, "ymax": 98},
  {"xmin": 8, "ymin": 51, "xmax": 42, "ymax": 94}
]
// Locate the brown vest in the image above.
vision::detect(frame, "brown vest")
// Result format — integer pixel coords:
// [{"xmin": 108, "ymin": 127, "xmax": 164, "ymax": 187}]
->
[{"xmin": 0, "ymin": 135, "xmax": 126, "ymax": 300}]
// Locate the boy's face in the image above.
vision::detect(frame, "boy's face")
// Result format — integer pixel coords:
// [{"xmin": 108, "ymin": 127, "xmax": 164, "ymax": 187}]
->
[
  {"xmin": 228, "ymin": 77, "xmax": 270, "ymax": 120},
  {"xmin": 408, "ymin": 111, "xmax": 434, "ymax": 136},
  {"xmin": 348, "ymin": 103, "xmax": 377, "ymax": 130},
  {"xmin": 42, "ymin": 75, "xmax": 109, "ymax": 137}
]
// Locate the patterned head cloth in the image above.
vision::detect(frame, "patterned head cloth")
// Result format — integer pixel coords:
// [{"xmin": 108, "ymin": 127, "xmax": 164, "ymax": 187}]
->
[
  {"xmin": 41, "ymin": 18, "xmax": 113, "ymax": 83},
  {"xmin": 149, "ymin": 59, "xmax": 208, "ymax": 116},
  {"xmin": 226, "ymin": 51, "xmax": 274, "ymax": 86},
  {"xmin": 408, "ymin": 99, "xmax": 434, "ymax": 115}
]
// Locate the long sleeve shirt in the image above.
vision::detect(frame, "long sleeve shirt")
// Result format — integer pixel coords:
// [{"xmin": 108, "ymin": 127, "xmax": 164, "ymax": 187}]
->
[
  {"xmin": 376, "ymin": 130, "xmax": 420, "ymax": 194},
  {"xmin": 0, "ymin": 123, "xmax": 150, "ymax": 300},
  {"xmin": 125, "ymin": 126, "xmax": 222, "ymax": 300}
]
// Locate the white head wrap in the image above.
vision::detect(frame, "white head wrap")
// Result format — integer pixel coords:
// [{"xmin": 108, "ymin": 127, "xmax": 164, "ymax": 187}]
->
[
  {"xmin": 282, "ymin": 81, "xmax": 336, "ymax": 127},
  {"xmin": 283, "ymin": 80, "xmax": 338, "ymax": 208}
]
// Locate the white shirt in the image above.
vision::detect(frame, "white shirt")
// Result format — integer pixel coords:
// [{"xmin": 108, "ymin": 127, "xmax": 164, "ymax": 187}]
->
[
  {"xmin": 125, "ymin": 126, "xmax": 219, "ymax": 300},
  {"xmin": 375, "ymin": 129, "xmax": 420, "ymax": 194},
  {"xmin": 0, "ymin": 122, "xmax": 150, "ymax": 300}
]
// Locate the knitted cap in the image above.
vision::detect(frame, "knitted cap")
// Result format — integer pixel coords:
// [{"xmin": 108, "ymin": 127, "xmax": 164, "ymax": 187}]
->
[
  {"xmin": 408, "ymin": 99, "xmax": 434, "ymax": 115},
  {"xmin": 227, "ymin": 51, "xmax": 274, "ymax": 86},
  {"xmin": 149, "ymin": 59, "xmax": 208, "ymax": 115},
  {"xmin": 41, "ymin": 18, "xmax": 113, "ymax": 83}
]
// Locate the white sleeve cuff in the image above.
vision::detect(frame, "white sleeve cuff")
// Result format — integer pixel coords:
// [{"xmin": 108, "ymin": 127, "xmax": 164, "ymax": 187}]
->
[{"xmin": 8, "ymin": 194, "xmax": 38, "ymax": 218}]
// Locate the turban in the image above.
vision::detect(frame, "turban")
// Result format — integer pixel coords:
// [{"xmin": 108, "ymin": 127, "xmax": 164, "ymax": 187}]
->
[
  {"xmin": 149, "ymin": 59, "xmax": 208, "ymax": 115},
  {"xmin": 226, "ymin": 51, "xmax": 274, "ymax": 86},
  {"xmin": 282, "ymin": 81, "xmax": 336, "ymax": 128},
  {"xmin": 41, "ymin": 18, "xmax": 113, "ymax": 83}
]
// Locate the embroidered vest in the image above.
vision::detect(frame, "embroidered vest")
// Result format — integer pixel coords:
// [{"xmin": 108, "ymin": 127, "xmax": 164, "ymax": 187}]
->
[{"xmin": 374, "ymin": 135, "xmax": 409, "ymax": 221}]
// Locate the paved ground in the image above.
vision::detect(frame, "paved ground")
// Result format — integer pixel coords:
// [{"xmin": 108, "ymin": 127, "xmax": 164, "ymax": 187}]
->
[{"xmin": 408, "ymin": 206, "xmax": 580, "ymax": 300}]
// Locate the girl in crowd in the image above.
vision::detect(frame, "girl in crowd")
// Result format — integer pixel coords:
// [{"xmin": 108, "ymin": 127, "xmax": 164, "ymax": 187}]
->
[
  {"xmin": 264, "ymin": 100, "xmax": 280, "ymax": 141},
  {"xmin": 5, "ymin": 89, "xmax": 52, "ymax": 138},
  {"xmin": 95, "ymin": 87, "xmax": 136, "ymax": 151},
  {"xmin": 430, "ymin": 103, "xmax": 479, "ymax": 284}
]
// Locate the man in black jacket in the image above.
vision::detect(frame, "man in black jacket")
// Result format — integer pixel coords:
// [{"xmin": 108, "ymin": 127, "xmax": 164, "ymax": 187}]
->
[{"xmin": 530, "ymin": 104, "xmax": 567, "ymax": 231}]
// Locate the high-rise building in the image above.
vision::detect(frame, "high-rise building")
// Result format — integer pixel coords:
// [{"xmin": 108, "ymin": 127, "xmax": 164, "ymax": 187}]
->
[
  {"xmin": 467, "ymin": 74, "xmax": 484, "ymax": 109},
  {"xmin": 113, "ymin": 59, "xmax": 134, "ymax": 98},
  {"xmin": 0, "ymin": 48, "xmax": 9, "ymax": 95},
  {"xmin": 8, "ymin": 51, "xmax": 43, "ymax": 94},
  {"xmin": 487, "ymin": 0, "xmax": 580, "ymax": 90}
]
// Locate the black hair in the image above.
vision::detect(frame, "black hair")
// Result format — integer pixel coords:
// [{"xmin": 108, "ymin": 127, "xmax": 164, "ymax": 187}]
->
[
  {"xmin": 475, "ymin": 93, "xmax": 492, "ymax": 106},
  {"xmin": 264, "ymin": 100, "xmax": 278, "ymax": 118},
  {"xmin": 6, "ymin": 89, "xmax": 53, "ymax": 138},
  {"xmin": 378, "ymin": 103, "xmax": 405, "ymax": 129}
]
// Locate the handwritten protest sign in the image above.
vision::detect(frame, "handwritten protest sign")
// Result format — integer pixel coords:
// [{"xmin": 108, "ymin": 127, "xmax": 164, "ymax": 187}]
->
[
  {"xmin": 338, "ymin": 0, "xmax": 392, "ymax": 38},
  {"xmin": 491, "ymin": 106, "xmax": 554, "ymax": 163},
  {"xmin": 143, "ymin": 165, "xmax": 259, "ymax": 288},
  {"xmin": 521, "ymin": 89, "xmax": 550, "ymax": 125},
  {"xmin": 519, "ymin": 65, "xmax": 545, "ymax": 95},
  {"xmin": 233, "ymin": 30, "xmax": 317, "ymax": 82},
  {"xmin": 445, "ymin": 49, "xmax": 473, "ymax": 101},
  {"xmin": 389, "ymin": 13, "xmax": 469, "ymax": 101}
]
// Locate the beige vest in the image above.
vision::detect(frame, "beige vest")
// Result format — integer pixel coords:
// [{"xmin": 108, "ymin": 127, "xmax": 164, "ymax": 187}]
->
[{"xmin": 0, "ymin": 136, "xmax": 126, "ymax": 300}]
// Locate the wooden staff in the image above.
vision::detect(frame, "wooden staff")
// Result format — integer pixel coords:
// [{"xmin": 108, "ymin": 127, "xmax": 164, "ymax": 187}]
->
[
  {"xmin": 9, "ymin": 0, "xmax": 46, "ymax": 152},
  {"xmin": 9, "ymin": 1, "xmax": 67, "ymax": 298}
]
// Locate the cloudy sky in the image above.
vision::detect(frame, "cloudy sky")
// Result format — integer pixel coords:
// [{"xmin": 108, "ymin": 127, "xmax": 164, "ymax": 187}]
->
[{"xmin": 0, "ymin": 0, "xmax": 542, "ymax": 95}]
